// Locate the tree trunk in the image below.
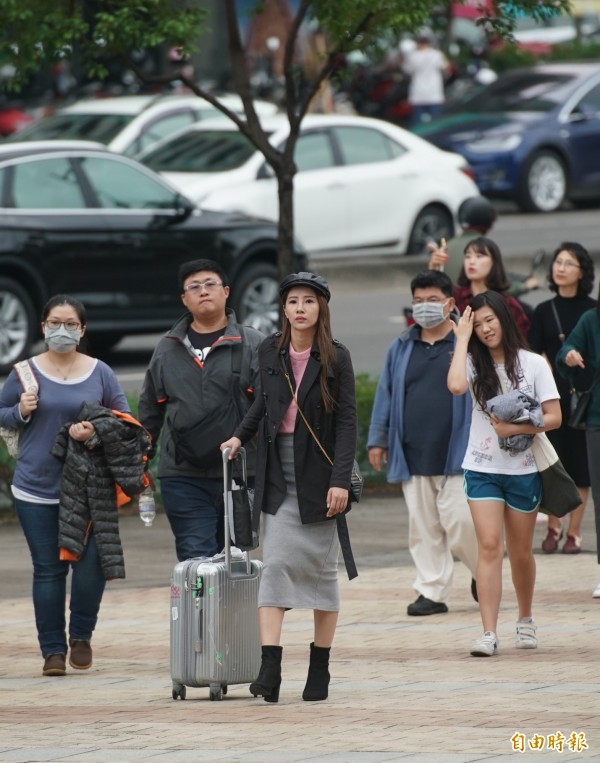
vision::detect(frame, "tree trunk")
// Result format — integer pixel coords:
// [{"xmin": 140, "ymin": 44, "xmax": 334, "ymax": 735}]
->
[{"xmin": 276, "ymin": 164, "xmax": 297, "ymax": 280}]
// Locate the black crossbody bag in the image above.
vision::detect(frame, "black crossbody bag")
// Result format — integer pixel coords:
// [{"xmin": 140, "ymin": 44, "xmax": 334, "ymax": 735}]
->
[{"xmin": 550, "ymin": 302, "xmax": 599, "ymax": 430}]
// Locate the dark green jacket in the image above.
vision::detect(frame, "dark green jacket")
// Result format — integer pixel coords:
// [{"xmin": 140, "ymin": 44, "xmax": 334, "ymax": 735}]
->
[{"xmin": 555, "ymin": 308, "xmax": 600, "ymax": 427}]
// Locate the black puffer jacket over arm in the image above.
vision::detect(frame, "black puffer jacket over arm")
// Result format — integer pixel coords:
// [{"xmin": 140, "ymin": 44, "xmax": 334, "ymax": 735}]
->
[{"xmin": 52, "ymin": 402, "xmax": 151, "ymax": 580}]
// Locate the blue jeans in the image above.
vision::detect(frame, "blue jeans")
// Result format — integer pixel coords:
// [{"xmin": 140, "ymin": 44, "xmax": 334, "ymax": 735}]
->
[
  {"xmin": 160, "ymin": 476, "xmax": 224, "ymax": 561},
  {"xmin": 411, "ymin": 103, "xmax": 442, "ymax": 126},
  {"xmin": 15, "ymin": 500, "xmax": 106, "ymax": 658}
]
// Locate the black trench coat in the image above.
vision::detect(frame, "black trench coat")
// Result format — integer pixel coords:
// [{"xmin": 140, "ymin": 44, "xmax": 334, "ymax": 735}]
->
[
  {"xmin": 234, "ymin": 334, "xmax": 358, "ymax": 578},
  {"xmin": 234, "ymin": 333, "xmax": 357, "ymax": 523}
]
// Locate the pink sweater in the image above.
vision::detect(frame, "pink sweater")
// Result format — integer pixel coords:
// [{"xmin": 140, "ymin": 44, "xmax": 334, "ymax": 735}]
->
[{"xmin": 279, "ymin": 345, "xmax": 311, "ymax": 433}]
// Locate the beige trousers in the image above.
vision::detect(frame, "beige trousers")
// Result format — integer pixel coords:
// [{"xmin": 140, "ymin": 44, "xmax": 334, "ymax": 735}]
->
[{"xmin": 402, "ymin": 474, "xmax": 478, "ymax": 604}]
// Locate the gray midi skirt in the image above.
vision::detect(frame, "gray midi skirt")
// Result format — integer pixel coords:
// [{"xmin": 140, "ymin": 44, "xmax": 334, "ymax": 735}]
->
[{"xmin": 258, "ymin": 434, "xmax": 340, "ymax": 611}]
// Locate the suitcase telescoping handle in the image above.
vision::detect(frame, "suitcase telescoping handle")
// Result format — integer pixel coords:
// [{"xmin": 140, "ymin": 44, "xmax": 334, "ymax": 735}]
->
[{"xmin": 222, "ymin": 446, "xmax": 251, "ymax": 575}]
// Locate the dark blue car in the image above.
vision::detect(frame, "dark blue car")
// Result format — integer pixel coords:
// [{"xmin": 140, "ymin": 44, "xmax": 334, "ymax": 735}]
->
[{"xmin": 416, "ymin": 63, "xmax": 600, "ymax": 212}]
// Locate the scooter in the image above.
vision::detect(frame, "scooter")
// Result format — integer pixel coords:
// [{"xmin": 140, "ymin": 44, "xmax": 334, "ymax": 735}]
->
[{"xmin": 508, "ymin": 248, "xmax": 546, "ymax": 323}]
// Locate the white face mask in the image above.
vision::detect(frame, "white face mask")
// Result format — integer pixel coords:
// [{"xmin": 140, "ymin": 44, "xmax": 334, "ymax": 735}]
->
[
  {"xmin": 44, "ymin": 325, "xmax": 82, "ymax": 353},
  {"xmin": 412, "ymin": 300, "xmax": 449, "ymax": 329}
]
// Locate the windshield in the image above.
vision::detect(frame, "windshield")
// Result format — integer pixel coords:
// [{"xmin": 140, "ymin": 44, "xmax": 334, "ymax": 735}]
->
[
  {"xmin": 141, "ymin": 130, "xmax": 257, "ymax": 172},
  {"xmin": 446, "ymin": 72, "xmax": 577, "ymax": 114},
  {"xmin": 11, "ymin": 113, "xmax": 134, "ymax": 144}
]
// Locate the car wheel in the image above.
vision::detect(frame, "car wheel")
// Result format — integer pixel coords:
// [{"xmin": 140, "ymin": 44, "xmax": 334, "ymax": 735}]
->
[
  {"xmin": 518, "ymin": 151, "xmax": 567, "ymax": 213},
  {"xmin": 231, "ymin": 263, "xmax": 279, "ymax": 335},
  {"xmin": 0, "ymin": 278, "xmax": 37, "ymax": 376},
  {"xmin": 407, "ymin": 205, "xmax": 454, "ymax": 255}
]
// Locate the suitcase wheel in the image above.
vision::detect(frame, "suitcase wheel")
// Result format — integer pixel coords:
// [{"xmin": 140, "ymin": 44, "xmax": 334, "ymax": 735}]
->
[
  {"xmin": 209, "ymin": 684, "xmax": 224, "ymax": 701},
  {"xmin": 172, "ymin": 684, "xmax": 186, "ymax": 700}
]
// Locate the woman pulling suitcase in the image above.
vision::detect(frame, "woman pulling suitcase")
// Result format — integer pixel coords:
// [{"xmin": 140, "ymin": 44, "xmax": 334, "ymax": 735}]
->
[{"xmin": 221, "ymin": 271, "xmax": 358, "ymax": 703}]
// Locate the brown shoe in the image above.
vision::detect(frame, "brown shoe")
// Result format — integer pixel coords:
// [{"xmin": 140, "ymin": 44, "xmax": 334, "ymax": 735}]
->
[
  {"xmin": 562, "ymin": 534, "xmax": 582, "ymax": 554},
  {"xmin": 43, "ymin": 653, "xmax": 66, "ymax": 677},
  {"xmin": 69, "ymin": 638, "xmax": 92, "ymax": 670},
  {"xmin": 541, "ymin": 527, "xmax": 563, "ymax": 554}
]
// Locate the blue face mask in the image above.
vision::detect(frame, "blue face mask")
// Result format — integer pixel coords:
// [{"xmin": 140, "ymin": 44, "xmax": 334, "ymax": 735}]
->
[{"xmin": 44, "ymin": 325, "xmax": 82, "ymax": 353}]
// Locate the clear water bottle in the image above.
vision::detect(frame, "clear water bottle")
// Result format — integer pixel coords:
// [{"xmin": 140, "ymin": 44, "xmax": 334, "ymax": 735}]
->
[{"xmin": 138, "ymin": 487, "xmax": 156, "ymax": 528}]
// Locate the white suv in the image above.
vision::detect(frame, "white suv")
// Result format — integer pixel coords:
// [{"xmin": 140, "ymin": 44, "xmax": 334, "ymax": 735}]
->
[{"xmin": 10, "ymin": 94, "xmax": 278, "ymax": 157}]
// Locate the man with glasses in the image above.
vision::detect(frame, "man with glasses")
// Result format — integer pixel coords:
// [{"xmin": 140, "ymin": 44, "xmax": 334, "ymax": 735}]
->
[
  {"xmin": 138, "ymin": 259, "xmax": 264, "ymax": 561},
  {"xmin": 367, "ymin": 270, "xmax": 479, "ymax": 616}
]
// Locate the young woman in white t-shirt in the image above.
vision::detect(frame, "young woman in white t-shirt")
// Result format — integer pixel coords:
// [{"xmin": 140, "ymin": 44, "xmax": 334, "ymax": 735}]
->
[{"xmin": 448, "ymin": 291, "xmax": 561, "ymax": 658}]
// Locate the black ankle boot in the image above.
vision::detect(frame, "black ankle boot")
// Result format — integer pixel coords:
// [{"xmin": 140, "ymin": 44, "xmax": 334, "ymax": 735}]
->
[
  {"xmin": 249, "ymin": 645, "xmax": 283, "ymax": 703},
  {"xmin": 302, "ymin": 642, "xmax": 330, "ymax": 701}
]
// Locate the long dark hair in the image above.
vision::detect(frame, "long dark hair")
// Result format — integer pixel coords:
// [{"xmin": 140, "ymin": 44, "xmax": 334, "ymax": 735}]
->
[
  {"xmin": 457, "ymin": 236, "xmax": 510, "ymax": 292},
  {"xmin": 42, "ymin": 294, "xmax": 88, "ymax": 354},
  {"xmin": 42, "ymin": 294, "xmax": 87, "ymax": 326},
  {"xmin": 277, "ymin": 290, "xmax": 337, "ymax": 412},
  {"xmin": 547, "ymin": 241, "xmax": 594, "ymax": 297},
  {"xmin": 468, "ymin": 291, "xmax": 528, "ymax": 410}
]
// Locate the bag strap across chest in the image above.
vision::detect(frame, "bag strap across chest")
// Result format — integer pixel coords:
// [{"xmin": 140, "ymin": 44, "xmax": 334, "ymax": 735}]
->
[{"xmin": 14, "ymin": 360, "xmax": 38, "ymax": 395}]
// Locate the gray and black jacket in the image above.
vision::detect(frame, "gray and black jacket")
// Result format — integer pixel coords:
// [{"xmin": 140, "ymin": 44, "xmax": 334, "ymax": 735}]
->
[
  {"xmin": 138, "ymin": 308, "xmax": 263, "ymax": 478},
  {"xmin": 52, "ymin": 403, "xmax": 151, "ymax": 580}
]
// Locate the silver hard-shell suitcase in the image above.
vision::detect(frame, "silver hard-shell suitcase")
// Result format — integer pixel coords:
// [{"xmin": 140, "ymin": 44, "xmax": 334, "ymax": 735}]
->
[{"xmin": 170, "ymin": 447, "xmax": 262, "ymax": 701}]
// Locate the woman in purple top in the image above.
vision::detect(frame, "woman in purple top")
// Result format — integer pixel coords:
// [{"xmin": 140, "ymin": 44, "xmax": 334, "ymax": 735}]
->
[{"xmin": 0, "ymin": 295, "xmax": 128, "ymax": 677}]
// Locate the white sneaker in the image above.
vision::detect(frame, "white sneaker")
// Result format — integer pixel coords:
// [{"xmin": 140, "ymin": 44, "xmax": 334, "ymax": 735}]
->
[
  {"xmin": 470, "ymin": 631, "xmax": 499, "ymax": 657},
  {"xmin": 592, "ymin": 582, "xmax": 600, "ymax": 598},
  {"xmin": 516, "ymin": 620, "xmax": 538, "ymax": 649}
]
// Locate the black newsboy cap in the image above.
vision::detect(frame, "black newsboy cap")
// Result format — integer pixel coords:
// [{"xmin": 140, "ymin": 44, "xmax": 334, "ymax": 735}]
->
[{"xmin": 279, "ymin": 272, "xmax": 331, "ymax": 302}]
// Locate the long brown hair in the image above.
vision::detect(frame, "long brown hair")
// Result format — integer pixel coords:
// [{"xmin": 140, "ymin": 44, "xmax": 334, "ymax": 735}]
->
[
  {"xmin": 468, "ymin": 291, "xmax": 528, "ymax": 410},
  {"xmin": 277, "ymin": 291, "xmax": 337, "ymax": 412}
]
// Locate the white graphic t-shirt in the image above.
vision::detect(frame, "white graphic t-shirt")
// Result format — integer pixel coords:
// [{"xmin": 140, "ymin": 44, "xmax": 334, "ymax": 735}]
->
[{"xmin": 462, "ymin": 350, "xmax": 559, "ymax": 475}]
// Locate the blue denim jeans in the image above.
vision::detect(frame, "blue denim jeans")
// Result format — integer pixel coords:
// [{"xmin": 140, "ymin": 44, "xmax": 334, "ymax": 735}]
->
[
  {"xmin": 160, "ymin": 476, "xmax": 225, "ymax": 561},
  {"xmin": 411, "ymin": 103, "xmax": 442, "ymax": 126},
  {"xmin": 15, "ymin": 500, "xmax": 106, "ymax": 658}
]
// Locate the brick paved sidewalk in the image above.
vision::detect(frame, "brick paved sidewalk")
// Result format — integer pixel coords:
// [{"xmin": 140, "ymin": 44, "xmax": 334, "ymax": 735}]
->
[{"xmin": 0, "ymin": 498, "xmax": 598, "ymax": 762}]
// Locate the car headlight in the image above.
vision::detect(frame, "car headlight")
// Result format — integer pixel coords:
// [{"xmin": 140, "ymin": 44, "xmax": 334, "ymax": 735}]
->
[{"xmin": 465, "ymin": 134, "xmax": 523, "ymax": 153}]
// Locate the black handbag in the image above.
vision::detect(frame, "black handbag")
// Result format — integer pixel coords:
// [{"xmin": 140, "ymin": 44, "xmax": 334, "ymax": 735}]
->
[
  {"xmin": 550, "ymin": 301, "xmax": 598, "ymax": 430},
  {"xmin": 568, "ymin": 387, "xmax": 593, "ymax": 430},
  {"xmin": 349, "ymin": 460, "xmax": 364, "ymax": 503},
  {"xmin": 227, "ymin": 450, "xmax": 259, "ymax": 551}
]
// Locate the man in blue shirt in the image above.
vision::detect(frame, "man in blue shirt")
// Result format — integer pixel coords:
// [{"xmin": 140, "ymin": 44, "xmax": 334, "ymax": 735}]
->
[{"xmin": 368, "ymin": 270, "xmax": 478, "ymax": 615}]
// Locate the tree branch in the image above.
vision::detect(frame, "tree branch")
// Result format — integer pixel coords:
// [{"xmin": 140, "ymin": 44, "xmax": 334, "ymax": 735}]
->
[
  {"xmin": 121, "ymin": 52, "xmax": 281, "ymax": 166},
  {"xmin": 222, "ymin": 0, "xmax": 280, "ymax": 164},
  {"xmin": 295, "ymin": 11, "xmax": 376, "ymax": 125},
  {"xmin": 283, "ymin": 0, "xmax": 311, "ymax": 129}
]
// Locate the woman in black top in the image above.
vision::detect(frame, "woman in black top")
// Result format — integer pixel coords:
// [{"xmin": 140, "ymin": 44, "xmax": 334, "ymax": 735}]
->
[
  {"xmin": 529, "ymin": 242, "xmax": 596, "ymax": 554},
  {"xmin": 222, "ymin": 272, "xmax": 358, "ymax": 704}
]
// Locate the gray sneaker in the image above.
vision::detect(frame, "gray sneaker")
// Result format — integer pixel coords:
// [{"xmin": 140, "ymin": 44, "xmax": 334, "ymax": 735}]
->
[
  {"xmin": 515, "ymin": 620, "xmax": 538, "ymax": 649},
  {"xmin": 470, "ymin": 631, "xmax": 499, "ymax": 657}
]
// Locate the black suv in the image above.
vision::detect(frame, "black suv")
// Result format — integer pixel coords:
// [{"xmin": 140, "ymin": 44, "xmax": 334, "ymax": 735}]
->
[{"xmin": 0, "ymin": 142, "xmax": 307, "ymax": 374}]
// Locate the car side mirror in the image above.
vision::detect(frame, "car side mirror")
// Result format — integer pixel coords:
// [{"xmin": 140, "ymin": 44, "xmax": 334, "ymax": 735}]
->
[
  {"xmin": 569, "ymin": 102, "xmax": 597, "ymax": 122},
  {"xmin": 171, "ymin": 194, "xmax": 195, "ymax": 223}
]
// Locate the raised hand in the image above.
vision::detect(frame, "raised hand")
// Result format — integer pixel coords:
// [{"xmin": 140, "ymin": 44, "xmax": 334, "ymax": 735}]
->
[{"xmin": 450, "ymin": 304, "xmax": 474, "ymax": 342}]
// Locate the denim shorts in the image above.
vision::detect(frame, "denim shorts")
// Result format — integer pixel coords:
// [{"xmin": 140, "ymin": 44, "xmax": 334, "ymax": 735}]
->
[{"xmin": 464, "ymin": 470, "xmax": 541, "ymax": 513}]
